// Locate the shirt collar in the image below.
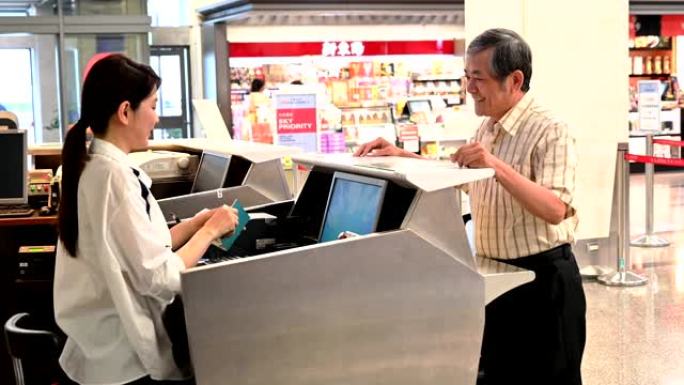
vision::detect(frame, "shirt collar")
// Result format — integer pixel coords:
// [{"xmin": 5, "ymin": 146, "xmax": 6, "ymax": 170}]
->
[
  {"xmin": 89, "ymin": 138, "xmax": 152, "ymax": 188},
  {"xmin": 491, "ymin": 92, "xmax": 534, "ymax": 137}
]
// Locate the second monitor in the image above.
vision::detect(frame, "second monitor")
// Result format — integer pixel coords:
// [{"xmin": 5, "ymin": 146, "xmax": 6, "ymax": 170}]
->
[
  {"xmin": 318, "ymin": 171, "xmax": 387, "ymax": 243},
  {"xmin": 190, "ymin": 151, "xmax": 231, "ymax": 193},
  {"xmin": 190, "ymin": 150, "xmax": 254, "ymax": 194}
]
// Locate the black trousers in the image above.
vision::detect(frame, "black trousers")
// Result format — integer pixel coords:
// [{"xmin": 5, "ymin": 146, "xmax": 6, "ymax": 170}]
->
[{"xmin": 478, "ymin": 244, "xmax": 586, "ymax": 385}]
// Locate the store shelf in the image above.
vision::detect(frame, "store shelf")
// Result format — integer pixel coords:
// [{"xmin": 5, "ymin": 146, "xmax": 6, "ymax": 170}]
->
[
  {"xmin": 412, "ymin": 92, "xmax": 461, "ymax": 97},
  {"xmin": 342, "ymin": 124, "xmax": 393, "ymax": 128},
  {"xmin": 629, "ymin": 131, "xmax": 680, "ymax": 137},
  {"xmin": 629, "ymin": 74, "xmax": 670, "ymax": 78},
  {"xmin": 414, "ymin": 75, "xmax": 463, "ymax": 81},
  {"xmin": 338, "ymin": 104, "xmax": 390, "ymax": 109},
  {"xmin": 420, "ymin": 135, "xmax": 469, "ymax": 142},
  {"xmin": 629, "ymin": 46, "xmax": 672, "ymax": 51}
]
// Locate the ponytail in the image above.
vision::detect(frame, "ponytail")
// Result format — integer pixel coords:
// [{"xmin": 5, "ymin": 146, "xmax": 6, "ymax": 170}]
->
[
  {"xmin": 57, "ymin": 54, "xmax": 160, "ymax": 257},
  {"xmin": 58, "ymin": 120, "xmax": 89, "ymax": 257}
]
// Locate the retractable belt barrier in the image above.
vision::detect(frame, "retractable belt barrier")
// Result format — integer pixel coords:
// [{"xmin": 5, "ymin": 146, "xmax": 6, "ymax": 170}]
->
[
  {"xmin": 653, "ymin": 138, "xmax": 684, "ymax": 147},
  {"xmin": 624, "ymin": 153, "xmax": 684, "ymax": 167},
  {"xmin": 597, "ymin": 145, "xmax": 648, "ymax": 286},
  {"xmin": 625, "ymin": 134, "xmax": 671, "ymax": 248},
  {"xmin": 626, "ymin": 137, "xmax": 684, "ymax": 166}
]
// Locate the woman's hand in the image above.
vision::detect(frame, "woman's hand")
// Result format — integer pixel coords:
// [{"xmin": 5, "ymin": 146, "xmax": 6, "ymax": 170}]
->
[
  {"xmin": 175, "ymin": 205, "xmax": 239, "ymax": 268},
  {"xmin": 191, "ymin": 208, "xmax": 214, "ymax": 227},
  {"xmin": 200, "ymin": 205, "xmax": 238, "ymax": 239}
]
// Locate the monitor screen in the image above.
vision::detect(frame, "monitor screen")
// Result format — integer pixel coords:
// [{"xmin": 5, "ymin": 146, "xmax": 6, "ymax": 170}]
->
[
  {"xmin": 191, "ymin": 151, "xmax": 231, "ymax": 193},
  {"xmin": 407, "ymin": 99, "xmax": 432, "ymax": 114},
  {"xmin": 223, "ymin": 155, "xmax": 251, "ymax": 188},
  {"xmin": 319, "ymin": 172, "xmax": 387, "ymax": 243},
  {"xmin": 0, "ymin": 130, "xmax": 27, "ymax": 205}
]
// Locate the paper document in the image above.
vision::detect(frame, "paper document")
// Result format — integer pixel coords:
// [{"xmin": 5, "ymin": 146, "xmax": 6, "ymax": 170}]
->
[{"xmin": 192, "ymin": 99, "xmax": 232, "ymax": 142}]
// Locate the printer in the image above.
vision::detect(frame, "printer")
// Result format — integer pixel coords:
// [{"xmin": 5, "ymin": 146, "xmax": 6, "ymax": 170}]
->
[{"xmin": 128, "ymin": 150, "xmax": 199, "ymax": 181}]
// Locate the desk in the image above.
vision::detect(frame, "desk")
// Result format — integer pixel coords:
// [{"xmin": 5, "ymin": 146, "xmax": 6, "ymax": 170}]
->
[
  {"xmin": 0, "ymin": 214, "xmax": 57, "ymax": 227},
  {"xmin": 0, "ymin": 213, "xmax": 58, "ymax": 385}
]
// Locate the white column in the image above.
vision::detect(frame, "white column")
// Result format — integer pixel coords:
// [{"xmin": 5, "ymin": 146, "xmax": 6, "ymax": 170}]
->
[{"xmin": 465, "ymin": 0, "xmax": 629, "ymax": 240}]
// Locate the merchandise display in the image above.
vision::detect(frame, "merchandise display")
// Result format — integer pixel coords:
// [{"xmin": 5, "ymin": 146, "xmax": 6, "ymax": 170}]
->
[
  {"xmin": 628, "ymin": 35, "xmax": 677, "ymax": 111},
  {"xmin": 626, "ymin": 23, "xmax": 684, "ymax": 169},
  {"xmin": 228, "ymin": 46, "xmax": 469, "ymax": 157}
]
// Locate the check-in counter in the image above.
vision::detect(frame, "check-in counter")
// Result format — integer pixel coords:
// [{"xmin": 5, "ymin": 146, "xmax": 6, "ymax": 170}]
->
[
  {"xmin": 151, "ymin": 138, "xmax": 298, "ymax": 222},
  {"xmin": 29, "ymin": 138, "xmax": 299, "ymax": 221},
  {"xmin": 180, "ymin": 153, "xmax": 534, "ymax": 385}
]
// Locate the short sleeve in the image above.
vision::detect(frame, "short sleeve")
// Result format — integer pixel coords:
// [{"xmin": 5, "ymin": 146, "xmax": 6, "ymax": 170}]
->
[{"xmin": 533, "ymin": 122, "xmax": 577, "ymax": 213}]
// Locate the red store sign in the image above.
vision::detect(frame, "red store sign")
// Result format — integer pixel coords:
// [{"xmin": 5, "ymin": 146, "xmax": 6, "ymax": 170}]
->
[
  {"xmin": 661, "ymin": 15, "xmax": 684, "ymax": 37},
  {"xmin": 229, "ymin": 40, "xmax": 456, "ymax": 57}
]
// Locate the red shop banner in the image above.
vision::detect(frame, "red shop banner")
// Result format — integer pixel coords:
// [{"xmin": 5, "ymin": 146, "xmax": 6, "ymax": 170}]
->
[
  {"xmin": 661, "ymin": 15, "xmax": 684, "ymax": 37},
  {"xmin": 229, "ymin": 40, "xmax": 456, "ymax": 58}
]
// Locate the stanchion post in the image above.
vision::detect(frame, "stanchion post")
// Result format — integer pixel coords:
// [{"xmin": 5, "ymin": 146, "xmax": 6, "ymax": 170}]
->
[
  {"xmin": 598, "ymin": 146, "xmax": 647, "ymax": 286},
  {"xmin": 631, "ymin": 133, "xmax": 670, "ymax": 247}
]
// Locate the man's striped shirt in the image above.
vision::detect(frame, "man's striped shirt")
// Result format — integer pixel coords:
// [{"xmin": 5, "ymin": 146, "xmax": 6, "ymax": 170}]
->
[{"xmin": 468, "ymin": 92, "xmax": 578, "ymax": 259}]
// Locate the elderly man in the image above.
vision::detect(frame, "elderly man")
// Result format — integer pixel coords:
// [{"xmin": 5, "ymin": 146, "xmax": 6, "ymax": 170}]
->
[{"xmin": 355, "ymin": 28, "xmax": 585, "ymax": 385}]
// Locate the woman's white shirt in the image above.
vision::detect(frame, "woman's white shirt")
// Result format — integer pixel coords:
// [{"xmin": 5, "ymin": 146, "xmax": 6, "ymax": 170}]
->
[{"xmin": 54, "ymin": 138, "xmax": 187, "ymax": 384}]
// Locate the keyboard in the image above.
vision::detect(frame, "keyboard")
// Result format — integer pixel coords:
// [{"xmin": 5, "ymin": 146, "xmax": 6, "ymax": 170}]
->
[
  {"xmin": 197, "ymin": 255, "xmax": 243, "ymax": 266},
  {"xmin": 0, "ymin": 205, "xmax": 35, "ymax": 218}
]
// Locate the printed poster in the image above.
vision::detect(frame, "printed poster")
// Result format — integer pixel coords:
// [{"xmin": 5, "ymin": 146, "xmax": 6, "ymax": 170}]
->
[{"xmin": 275, "ymin": 93, "xmax": 318, "ymax": 153}]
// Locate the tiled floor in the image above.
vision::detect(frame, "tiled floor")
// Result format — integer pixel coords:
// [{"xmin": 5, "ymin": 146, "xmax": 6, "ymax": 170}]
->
[{"xmin": 582, "ymin": 171, "xmax": 684, "ymax": 385}]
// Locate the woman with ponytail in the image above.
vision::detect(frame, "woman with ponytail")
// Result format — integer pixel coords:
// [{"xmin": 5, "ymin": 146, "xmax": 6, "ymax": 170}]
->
[{"xmin": 54, "ymin": 54, "xmax": 238, "ymax": 385}]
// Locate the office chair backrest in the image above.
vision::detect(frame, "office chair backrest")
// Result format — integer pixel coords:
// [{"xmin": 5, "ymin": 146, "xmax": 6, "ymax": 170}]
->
[
  {"xmin": 0, "ymin": 111, "xmax": 18, "ymax": 129},
  {"xmin": 4, "ymin": 312, "xmax": 63, "ymax": 385}
]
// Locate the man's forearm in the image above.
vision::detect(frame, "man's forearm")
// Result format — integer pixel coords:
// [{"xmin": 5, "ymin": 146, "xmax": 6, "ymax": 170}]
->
[{"xmin": 492, "ymin": 158, "xmax": 567, "ymax": 224}]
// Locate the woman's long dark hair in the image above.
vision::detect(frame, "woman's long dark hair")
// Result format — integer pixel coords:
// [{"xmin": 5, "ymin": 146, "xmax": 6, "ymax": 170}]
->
[{"xmin": 58, "ymin": 54, "xmax": 161, "ymax": 257}]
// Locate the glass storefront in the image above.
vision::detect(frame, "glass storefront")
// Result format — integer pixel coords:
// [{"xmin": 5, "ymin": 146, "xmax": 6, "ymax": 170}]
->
[
  {"xmin": 63, "ymin": 34, "xmax": 146, "ymax": 126},
  {"xmin": 150, "ymin": 46, "xmax": 192, "ymax": 138},
  {"xmin": 30, "ymin": 0, "xmax": 145, "ymax": 16},
  {"xmin": 0, "ymin": 0, "xmax": 150, "ymax": 143},
  {"xmin": 0, "ymin": 34, "xmax": 61, "ymax": 143}
]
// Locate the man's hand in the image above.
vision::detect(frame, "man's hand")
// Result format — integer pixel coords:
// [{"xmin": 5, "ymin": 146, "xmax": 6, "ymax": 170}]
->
[
  {"xmin": 452, "ymin": 141, "xmax": 568, "ymax": 224},
  {"xmin": 354, "ymin": 137, "xmax": 403, "ymax": 157},
  {"xmin": 450, "ymin": 142, "xmax": 500, "ymax": 169},
  {"xmin": 354, "ymin": 137, "xmax": 423, "ymax": 158}
]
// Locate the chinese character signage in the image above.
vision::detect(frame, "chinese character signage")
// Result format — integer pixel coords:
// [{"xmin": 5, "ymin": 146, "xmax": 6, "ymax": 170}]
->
[
  {"xmin": 230, "ymin": 40, "xmax": 456, "ymax": 57},
  {"xmin": 275, "ymin": 93, "xmax": 318, "ymax": 153},
  {"xmin": 321, "ymin": 41, "xmax": 365, "ymax": 57}
]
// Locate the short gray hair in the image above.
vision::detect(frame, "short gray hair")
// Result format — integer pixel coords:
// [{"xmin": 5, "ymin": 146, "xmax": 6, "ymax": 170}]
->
[{"xmin": 467, "ymin": 28, "xmax": 532, "ymax": 92}]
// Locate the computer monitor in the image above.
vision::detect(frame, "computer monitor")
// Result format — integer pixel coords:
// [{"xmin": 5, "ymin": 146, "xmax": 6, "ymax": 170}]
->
[
  {"xmin": 190, "ymin": 151, "xmax": 231, "ymax": 193},
  {"xmin": 318, "ymin": 172, "xmax": 387, "ymax": 243},
  {"xmin": 407, "ymin": 99, "xmax": 432, "ymax": 115},
  {"xmin": 0, "ymin": 130, "xmax": 28, "ymax": 205}
]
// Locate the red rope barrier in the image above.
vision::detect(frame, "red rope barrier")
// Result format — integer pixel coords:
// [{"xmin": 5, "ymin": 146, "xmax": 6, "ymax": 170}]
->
[
  {"xmin": 652, "ymin": 139, "xmax": 684, "ymax": 147},
  {"xmin": 624, "ymin": 153, "xmax": 684, "ymax": 167}
]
